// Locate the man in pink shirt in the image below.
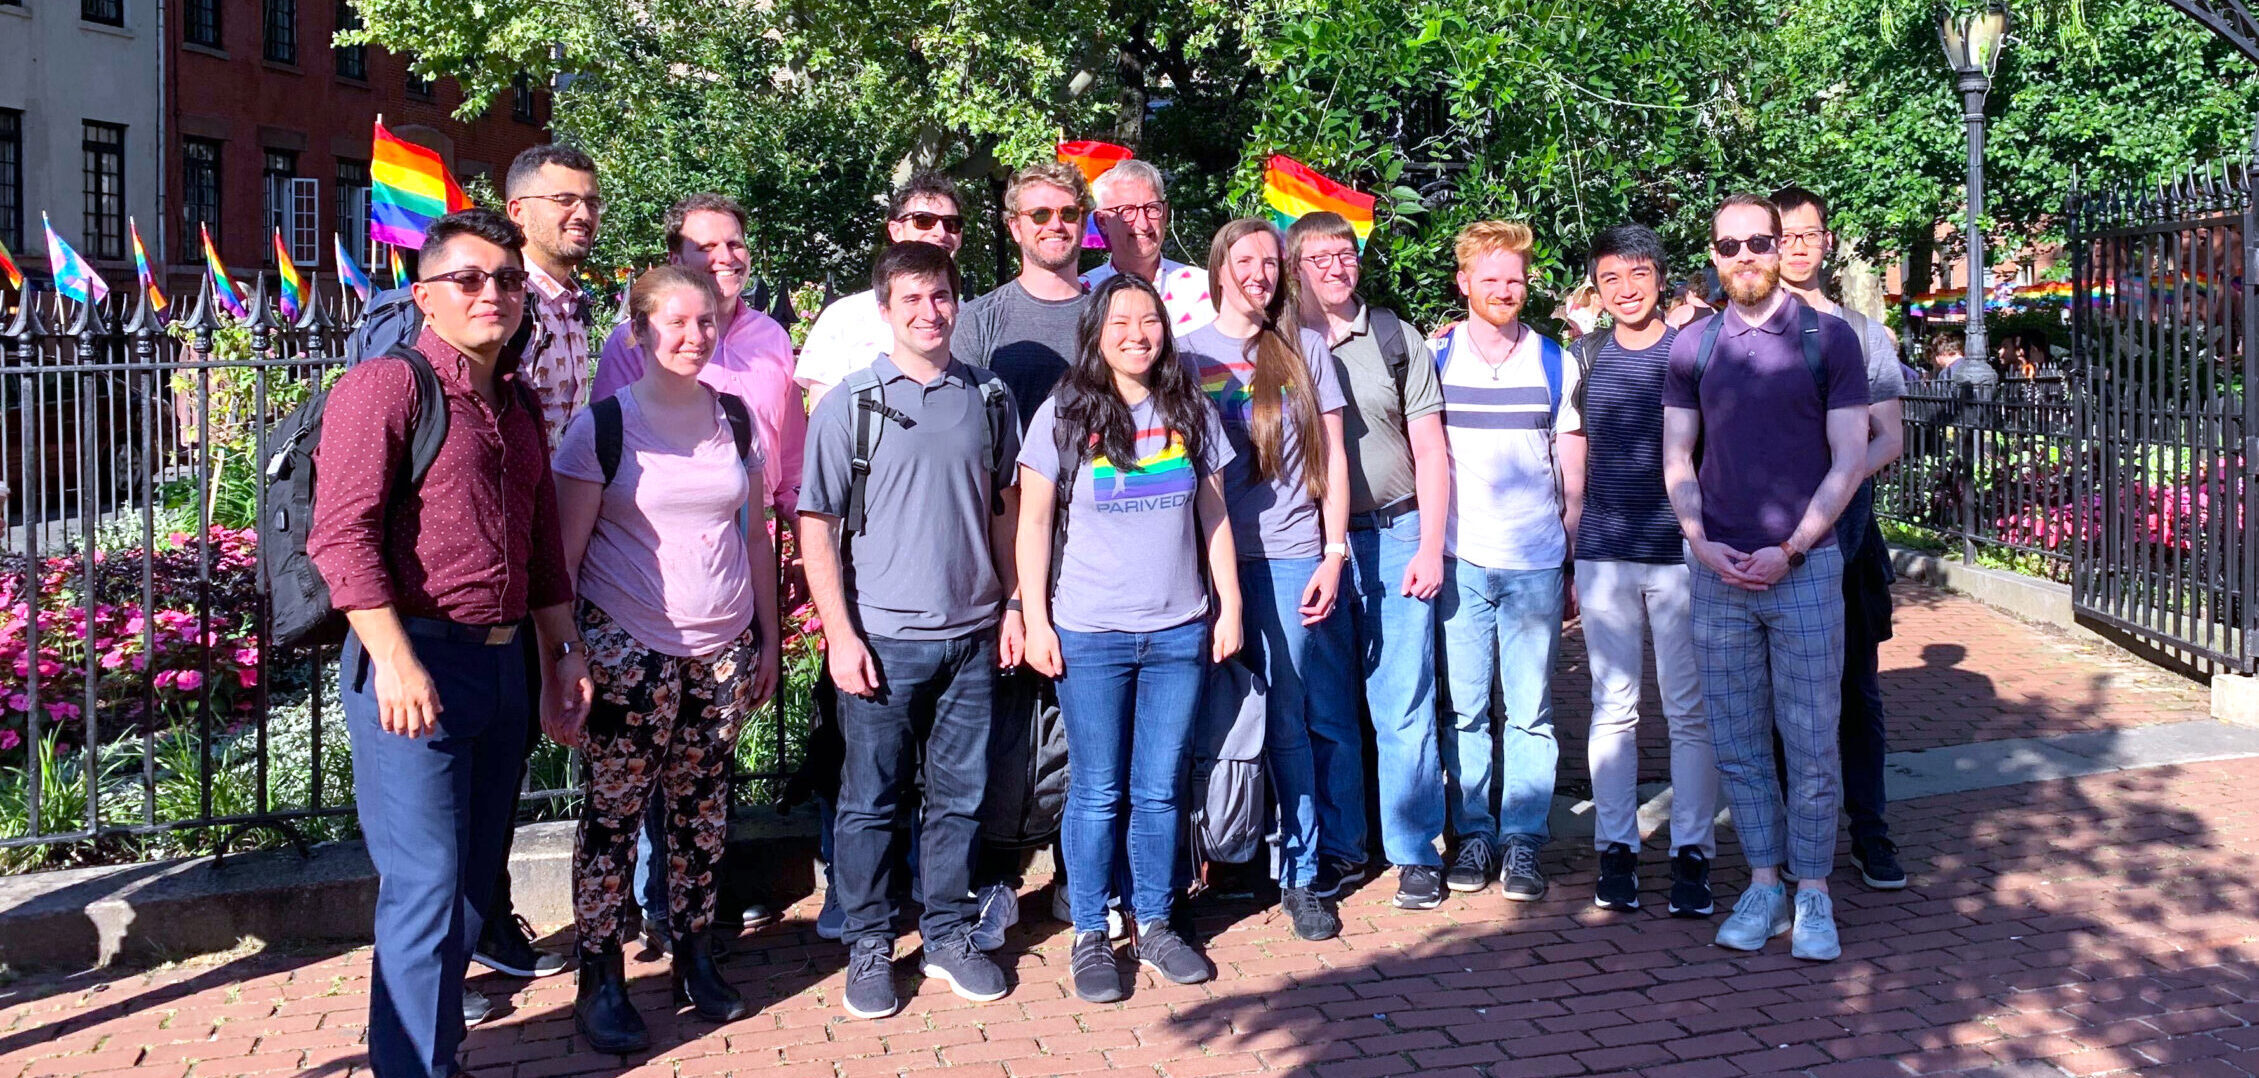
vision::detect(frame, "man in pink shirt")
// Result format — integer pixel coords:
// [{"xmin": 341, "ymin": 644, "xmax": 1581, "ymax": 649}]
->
[{"xmin": 593, "ymin": 193, "xmax": 803, "ymax": 518}]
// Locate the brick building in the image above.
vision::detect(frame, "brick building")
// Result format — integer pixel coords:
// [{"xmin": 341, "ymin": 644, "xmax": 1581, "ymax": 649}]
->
[{"xmin": 163, "ymin": 0, "xmax": 551, "ymax": 300}]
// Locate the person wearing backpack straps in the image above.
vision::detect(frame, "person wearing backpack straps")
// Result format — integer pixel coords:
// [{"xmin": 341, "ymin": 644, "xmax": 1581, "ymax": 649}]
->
[
  {"xmin": 797, "ymin": 241, "xmax": 1025, "ymax": 1020},
  {"xmin": 1662, "ymin": 193, "xmax": 1872, "ymax": 964},
  {"xmin": 1014, "ymin": 273, "xmax": 1240, "ymax": 1003},
  {"xmin": 1431, "ymin": 220, "xmax": 1577, "ymax": 907},
  {"xmin": 1284, "ymin": 211, "xmax": 1453, "ymax": 913},
  {"xmin": 308, "ymin": 209, "xmax": 589, "ymax": 1078}
]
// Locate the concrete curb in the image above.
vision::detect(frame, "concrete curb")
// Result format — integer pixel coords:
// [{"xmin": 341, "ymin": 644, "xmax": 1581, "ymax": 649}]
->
[{"xmin": 1887, "ymin": 546, "xmax": 2102, "ymax": 643}]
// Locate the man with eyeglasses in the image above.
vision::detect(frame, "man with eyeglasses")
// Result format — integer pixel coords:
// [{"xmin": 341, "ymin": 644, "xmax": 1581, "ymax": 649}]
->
[
  {"xmin": 1081, "ymin": 160, "xmax": 1215, "ymax": 335},
  {"xmin": 1771, "ymin": 185, "xmax": 1910, "ymax": 894},
  {"xmin": 1661, "ymin": 194, "xmax": 1870, "ymax": 963},
  {"xmin": 311, "ymin": 208, "xmax": 590, "ymax": 1078},
  {"xmin": 796, "ymin": 171, "xmax": 968, "ymax": 406},
  {"xmin": 502, "ymin": 144, "xmax": 604, "ymax": 450}
]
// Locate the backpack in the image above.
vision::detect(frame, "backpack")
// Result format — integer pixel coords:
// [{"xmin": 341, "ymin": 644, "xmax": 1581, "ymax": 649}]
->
[
  {"xmin": 838, "ymin": 363, "xmax": 1014, "ymax": 535},
  {"xmin": 1192, "ymin": 654, "xmax": 1269, "ymax": 865},
  {"xmin": 1685, "ymin": 303, "xmax": 1826, "ymax": 469},
  {"xmin": 1434, "ymin": 324, "xmax": 1566, "ymax": 420},
  {"xmin": 591, "ymin": 391, "xmax": 755, "ymax": 483},
  {"xmin": 1368, "ymin": 306, "xmax": 1416, "ymax": 402}
]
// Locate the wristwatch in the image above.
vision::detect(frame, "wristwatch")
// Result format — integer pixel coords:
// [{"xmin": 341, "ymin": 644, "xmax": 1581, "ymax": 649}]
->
[
  {"xmin": 1779, "ymin": 542, "xmax": 1807, "ymax": 569},
  {"xmin": 1005, "ymin": 599, "xmax": 1024, "ymax": 613},
  {"xmin": 552, "ymin": 639, "xmax": 583, "ymax": 663},
  {"xmin": 1322, "ymin": 541, "xmax": 1348, "ymax": 559}
]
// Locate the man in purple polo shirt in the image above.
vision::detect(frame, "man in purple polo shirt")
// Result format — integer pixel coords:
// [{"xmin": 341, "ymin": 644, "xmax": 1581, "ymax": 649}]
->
[{"xmin": 1661, "ymin": 193, "xmax": 1869, "ymax": 963}]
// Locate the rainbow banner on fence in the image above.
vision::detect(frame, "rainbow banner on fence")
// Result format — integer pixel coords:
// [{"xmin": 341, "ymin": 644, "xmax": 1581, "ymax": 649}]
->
[
  {"xmin": 42, "ymin": 213, "xmax": 110, "ymax": 305},
  {"xmin": 370, "ymin": 119, "xmax": 473, "ymax": 250},
  {"xmin": 335, "ymin": 234, "xmax": 374, "ymax": 302},
  {"xmin": 390, "ymin": 246, "xmax": 409, "ymax": 289},
  {"xmin": 273, "ymin": 229, "xmax": 305, "ymax": 321},
  {"xmin": 1262, "ymin": 155, "xmax": 1375, "ymax": 249},
  {"xmin": 1, "ymin": 234, "xmax": 24, "ymax": 291},
  {"xmin": 1058, "ymin": 141, "xmax": 1133, "ymax": 248},
  {"xmin": 129, "ymin": 219, "xmax": 169, "ymax": 321},
  {"xmin": 200, "ymin": 223, "xmax": 249, "ymax": 320}
]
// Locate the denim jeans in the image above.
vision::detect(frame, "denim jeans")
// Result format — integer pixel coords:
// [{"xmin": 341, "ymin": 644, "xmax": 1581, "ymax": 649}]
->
[
  {"xmin": 832, "ymin": 631, "xmax": 995, "ymax": 946},
  {"xmin": 1238, "ymin": 556, "xmax": 1356, "ymax": 888},
  {"xmin": 1437, "ymin": 560, "xmax": 1564, "ymax": 848},
  {"xmin": 1054, "ymin": 619, "xmax": 1208, "ymax": 932},
  {"xmin": 1345, "ymin": 509, "xmax": 1443, "ymax": 867}
]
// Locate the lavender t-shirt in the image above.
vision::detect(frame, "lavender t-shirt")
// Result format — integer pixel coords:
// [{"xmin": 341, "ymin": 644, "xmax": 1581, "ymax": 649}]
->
[
  {"xmin": 554, "ymin": 389, "xmax": 766, "ymax": 657},
  {"xmin": 1178, "ymin": 323, "xmax": 1345, "ymax": 559}
]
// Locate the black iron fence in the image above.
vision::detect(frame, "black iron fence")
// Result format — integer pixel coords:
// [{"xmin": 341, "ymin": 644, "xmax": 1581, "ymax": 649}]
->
[
  {"xmin": 1875, "ymin": 376, "xmax": 2080, "ymax": 582},
  {"xmin": 0, "ymin": 279, "xmax": 812, "ymax": 866}
]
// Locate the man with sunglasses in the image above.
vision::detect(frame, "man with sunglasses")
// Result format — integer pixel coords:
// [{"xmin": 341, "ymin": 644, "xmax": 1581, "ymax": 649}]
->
[
  {"xmin": 1081, "ymin": 160, "xmax": 1214, "ymax": 336},
  {"xmin": 796, "ymin": 171, "xmax": 968, "ymax": 406},
  {"xmin": 311, "ymin": 208, "xmax": 590, "ymax": 1078},
  {"xmin": 1661, "ymin": 194, "xmax": 1870, "ymax": 963}
]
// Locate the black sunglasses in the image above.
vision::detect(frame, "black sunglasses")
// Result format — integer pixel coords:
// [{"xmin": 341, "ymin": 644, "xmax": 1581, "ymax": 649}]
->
[
  {"xmin": 892, "ymin": 211, "xmax": 966, "ymax": 235},
  {"xmin": 1712, "ymin": 234, "xmax": 1779, "ymax": 258}
]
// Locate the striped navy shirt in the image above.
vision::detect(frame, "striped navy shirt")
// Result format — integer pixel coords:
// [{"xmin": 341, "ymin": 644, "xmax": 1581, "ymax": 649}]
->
[{"xmin": 1576, "ymin": 328, "xmax": 1685, "ymax": 563}]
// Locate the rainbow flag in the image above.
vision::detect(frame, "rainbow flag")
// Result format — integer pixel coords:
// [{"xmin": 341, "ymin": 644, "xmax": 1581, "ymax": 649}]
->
[
  {"xmin": 0, "ymin": 234, "xmax": 23, "ymax": 291},
  {"xmin": 335, "ymin": 234, "xmax": 373, "ymax": 301},
  {"xmin": 272, "ymin": 229, "xmax": 305, "ymax": 321},
  {"xmin": 389, "ymin": 246, "xmax": 409, "ymax": 289},
  {"xmin": 200, "ymin": 223, "xmax": 248, "ymax": 319},
  {"xmin": 130, "ymin": 219, "xmax": 168, "ymax": 320},
  {"xmin": 1057, "ymin": 141, "xmax": 1132, "ymax": 249},
  {"xmin": 41, "ymin": 213, "xmax": 110, "ymax": 305},
  {"xmin": 1262, "ymin": 155, "xmax": 1376, "ymax": 250},
  {"xmin": 370, "ymin": 119, "xmax": 472, "ymax": 250}
]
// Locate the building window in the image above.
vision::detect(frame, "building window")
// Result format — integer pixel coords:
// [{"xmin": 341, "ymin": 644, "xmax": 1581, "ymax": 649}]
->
[
  {"xmin": 512, "ymin": 74, "xmax": 538, "ymax": 123},
  {"xmin": 263, "ymin": 150, "xmax": 298, "ymax": 255},
  {"xmin": 82, "ymin": 122, "xmax": 126, "ymax": 261},
  {"xmin": 184, "ymin": 138, "xmax": 222, "ymax": 244},
  {"xmin": 82, "ymin": 0, "xmax": 124, "ymax": 26},
  {"xmin": 264, "ymin": 0, "xmax": 297, "ymax": 64},
  {"xmin": 185, "ymin": 0, "xmax": 221, "ymax": 47},
  {"xmin": 406, "ymin": 70, "xmax": 433, "ymax": 97},
  {"xmin": 336, "ymin": 158, "xmax": 370, "ymax": 266},
  {"xmin": 333, "ymin": 0, "xmax": 366, "ymax": 79},
  {"xmin": 0, "ymin": 111, "xmax": 21, "ymax": 255}
]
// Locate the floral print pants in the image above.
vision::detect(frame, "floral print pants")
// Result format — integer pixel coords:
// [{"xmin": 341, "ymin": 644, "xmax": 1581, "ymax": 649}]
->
[{"xmin": 573, "ymin": 600, "xmax": 755, "ymax": 957}]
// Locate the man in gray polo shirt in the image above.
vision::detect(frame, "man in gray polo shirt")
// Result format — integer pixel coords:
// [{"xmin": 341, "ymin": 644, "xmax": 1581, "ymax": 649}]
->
[{"xmin": 798, "ymin": 241, "xmax": 1024, "ymax": 1020}]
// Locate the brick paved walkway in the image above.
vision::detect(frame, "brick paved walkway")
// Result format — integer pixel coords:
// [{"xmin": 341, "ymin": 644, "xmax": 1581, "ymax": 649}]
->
[{"xmin": 5, "ymin": 584, "xmax": 2252, "ymax": 1078}]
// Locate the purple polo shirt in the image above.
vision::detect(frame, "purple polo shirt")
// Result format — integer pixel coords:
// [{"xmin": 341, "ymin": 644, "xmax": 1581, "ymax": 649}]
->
[{"xmin": 1660, "ymin": 293, "xmax": 1868, "ymax": 551}]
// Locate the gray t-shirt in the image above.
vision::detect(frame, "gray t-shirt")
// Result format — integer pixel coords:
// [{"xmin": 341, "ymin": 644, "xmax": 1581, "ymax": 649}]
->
[
  {"xmin": 1018, "ymin": 396, "xmax": 1234, "ymax": 633},
  {"xmin": 1831, "ymin": 305, "xmax": 1906, "ymax": 403},
  {"xmin": 1178, "ymin": 323, "xmax": 1346, "ymax": 560},
  {"xmin": 1330, "ymin": 305, "xmax": 1444, "ymax": 514},
  {"xmin": 953, "ymin": 281, "xmax": 1089, "ymax": 428},
  {"xmin": 799, "ymin": 355, "xmax": 1022, "ymax": 640}
]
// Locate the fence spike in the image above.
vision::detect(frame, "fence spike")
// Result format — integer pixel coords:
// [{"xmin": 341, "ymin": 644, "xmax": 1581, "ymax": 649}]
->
[
  {"xmin": 1, "ymin": 282, "xmax": 43, "ymax": 342},
  {"xmin": 64, "ymin": 288, "xmax": 106, "ymax": 339},
  {"xmin": 294, "ymin": 277, "xmax": 324, "ymax": 332},
  {"xmin": 124, "ymin": 277, "xmax": 166, "ymax": 337},
  {"xmin": 247, "ymin": 275, "xmax": 278, "ymax": 330}
]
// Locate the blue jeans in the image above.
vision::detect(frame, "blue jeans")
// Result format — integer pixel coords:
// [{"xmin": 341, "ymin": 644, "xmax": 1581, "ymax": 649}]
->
[
  {"xmin": 1239, "ymin": 556, "xmax": 1356, "ymax": 888},
  {"xmin": 1346, "ymin": 509, "xmax": 1443, "ymax": 867},
  {"xmin": 343, "ymin": 625, "xmax": 528, "ymax": 1078},
  {"xmin": 1437, "ymin": 560, "xmax": 1564, "ymax": 848},
  {"xmin": 1054, "ymin": 619, "xmax": 1208, "ymax": 932}
]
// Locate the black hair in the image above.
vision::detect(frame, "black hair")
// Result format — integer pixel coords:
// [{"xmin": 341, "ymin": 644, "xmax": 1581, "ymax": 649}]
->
[
  {"xmin": 1055, "ymin": 273, "xmax": 1213, "ymax": 484},
  {"xmin": 1586, "ymin": 224, "xmax": 1669, "ymax": 282},
  {"xmin": 887, "ymin": 169, "xmax": 962, "ymax": 220},
  {"xmin": 504, "ymin": 144, "xmax": 597, "ymax": 199},
  {"xmin": 870, "ymin": 240, "xmax": 961, "ymax": 304},
  {"xmin": 418, "ymin": 207, "xmax": 525, "ymax": 271},
  {"xmin": 1712, "ymin": 192, "xmax": 1783, "ymax": 238},
  {"xmin": 1771, "ymin": 184, "xmax": 1829, "ymax": 229}
]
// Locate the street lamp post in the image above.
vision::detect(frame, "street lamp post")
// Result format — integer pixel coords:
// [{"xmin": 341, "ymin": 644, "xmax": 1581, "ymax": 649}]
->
[{"xmin": 1941, "ymin": 1, "xmax": 2011, "ymax": 366}]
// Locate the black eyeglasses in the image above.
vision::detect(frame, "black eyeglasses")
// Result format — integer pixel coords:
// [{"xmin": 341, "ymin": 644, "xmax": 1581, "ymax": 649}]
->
[
  {"xmin": 1712, "ymin": 234, "xmax": 1778, "ymax": 258},
  {"xmin": 422, "ymin": 268, "xmax": 531, "ymax": 294},
  {"xmin": 892, "ymin": 211, "xmax": 966, "ymax": 235},
  {"xmin": 1019, "ymin": 206, "xmax": 1086, "ymax": 227}
]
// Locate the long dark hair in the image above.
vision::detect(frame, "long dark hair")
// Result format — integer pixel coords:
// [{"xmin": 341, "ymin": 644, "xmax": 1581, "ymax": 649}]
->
[{"xmin": 1055, "ymin": 274, "xmax": 1212, "ymax": 476}]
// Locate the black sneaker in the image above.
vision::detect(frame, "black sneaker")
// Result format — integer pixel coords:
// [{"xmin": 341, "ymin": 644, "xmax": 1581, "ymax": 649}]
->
[
  {"xmin": 463, "ymin": 987, "xmax": 495, "ymax": 1027},
  {"xmin": 1070, "ymin": 930, "xmax": 1124, "ymax": 1003},
  {"xmin": 1594, "ymin": 842, "xmax": 1640, "ymax": 911},
  {"xmin": 1852, "ymin": 838, "xmax": 1909, "ymax": 891},
  {"xmin": 1134, "ymin": 922, "xmax": 1214, "ymax": 985},
  {"xmin": 1668, "ymin": 846, "xmax": 1715, "ymax": 917},
  {"xmin": 1311, "ymin": 856, "xmax": 1369, "ymax": 899},
  {"xmin": 1280, "ymin": 887, "xmax": 1340, "ymax": 941},
  {"xmin": 1393, "ymin": 865, "xmax": 1445, "ymax": 910},
  {"xmin": 842, "ymin": 937, "xmax": 899, "ymax": 1019},
  {"xmin": 1446, "ymin": 836, "xmax": 1497, "ymax": 893},
  {"xmin": 919, "ymin": 932, "xmax": 1008, "ymax": 1003},
  {"xmin": 474, "ymin": 914, "xmax": 570, "ymax": 978},
  {"xmin": 1501, "ymin": 838, "xmax": 1548, "ymax": 902}
]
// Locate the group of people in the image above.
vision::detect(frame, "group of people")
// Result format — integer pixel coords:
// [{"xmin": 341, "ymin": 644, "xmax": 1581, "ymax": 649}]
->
[{"xmin": 307, "ymin": 142, "xmax": 1913, "ymax": 1078}]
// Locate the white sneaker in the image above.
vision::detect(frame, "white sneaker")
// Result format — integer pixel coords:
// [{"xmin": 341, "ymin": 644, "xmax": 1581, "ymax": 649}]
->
[
  {"xmin": 969, "ymin": 882, "xmax": 1020, "ymax": 952},
  {"xmin": 1049, "ymin": 885, "xmax": 1127, "ymax": 940},
  {"xmin": 1714, "ymin": 884, "xmax": 1791, "ymax": 951},
  {"xmin": 1790, "ymin": 889, "xmax": 1842, "ymax": 961}
]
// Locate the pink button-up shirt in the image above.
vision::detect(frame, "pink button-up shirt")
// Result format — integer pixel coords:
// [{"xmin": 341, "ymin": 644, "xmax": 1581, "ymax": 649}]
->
[{"xmin": 593, "ymin": 300, "xmax": 805, "ymax": 516}]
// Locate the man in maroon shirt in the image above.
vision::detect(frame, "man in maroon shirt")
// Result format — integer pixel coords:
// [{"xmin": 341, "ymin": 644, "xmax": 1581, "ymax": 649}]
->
[{"xmin": 310, "ymin": 208, "xmax": 592, "ymax": 1078}]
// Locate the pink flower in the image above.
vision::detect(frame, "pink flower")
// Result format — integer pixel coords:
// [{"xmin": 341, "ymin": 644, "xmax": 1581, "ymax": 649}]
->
[{"xmin": 0, "ymin": 729, "xmax": 18, "ymax": 751}]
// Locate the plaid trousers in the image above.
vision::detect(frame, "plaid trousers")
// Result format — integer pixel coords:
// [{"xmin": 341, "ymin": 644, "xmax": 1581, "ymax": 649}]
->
[{"xmin": 1689, "ymin": 543, "xmax": 1846, "ymax": 879}]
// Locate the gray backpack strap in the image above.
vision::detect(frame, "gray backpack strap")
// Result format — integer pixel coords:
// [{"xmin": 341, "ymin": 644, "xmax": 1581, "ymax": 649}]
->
[
  {"xmin": 1570, "ymin": 331, "xmax": 1605, "ymax": 414},
  {"xmin": 976, "ymin": 374, "xmax": 1012, "ymax": 518},
  {"xmin": 842, "ymin": 367, "xmax": 888, "ymax": 536}
]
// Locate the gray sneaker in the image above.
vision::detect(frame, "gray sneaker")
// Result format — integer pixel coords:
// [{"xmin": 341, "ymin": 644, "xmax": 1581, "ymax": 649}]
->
[
  {"xmin": 1714, "ymin": 884, "xmax": 1791, "ymax": 952},
  {"xmin": 1790, "ymin": 889, "xmax": 1842, "ymax": 961},
  {"xmin": 969, "ymin": 882, "xmax": 1019, "ymax": 953},
  {"xmin": 842, "ymin": 936, "xmax": 899, "ymax": 1019},
  {"xmin": 1133, "ymin": 922, "xmax": 1213, "ymax": 985},
  {"xmin": 1501, "ymin": 837, "xmax": 1548, "ymax": 902}
]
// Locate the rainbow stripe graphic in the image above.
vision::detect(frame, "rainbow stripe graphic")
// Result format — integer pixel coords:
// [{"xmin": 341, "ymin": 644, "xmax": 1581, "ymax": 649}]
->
[
  {"xmin": 0, "ymin": 235, "xmax": 22, "ymax": 291},
  {"xmin": 130, "ymin": 219, "xmax": 167, "ymax": 320},
  {"xmin": 1196, "ymin": 356, "xmax": 1257, "ymax": 424},
  {"xmin": 201, "ymin": 224, "xmax": 248, "ymax": 320},
  {"xmin": 1091, "ymin": 431, "xmax": 1196, "ymax": 508},
  {"xmin": 370, "ymin": 119, "xmax": 473, "ymax": 250},
  {"xmin": 273, "ymin": 229, "xmax": 305, "ymax": 320},
  {"xmin": 1262, "ymin": 155, "xmax": 1375, "ymax": 249},
  {"xmin": 390, "ymin": 246, "xmax": 409, "ymax": 289}
]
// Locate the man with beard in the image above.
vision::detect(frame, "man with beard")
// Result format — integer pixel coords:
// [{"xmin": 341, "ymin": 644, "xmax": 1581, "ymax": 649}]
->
[{"xmin": 1662, "ymin": 194, "xmax": 1870, "ymax": 963}]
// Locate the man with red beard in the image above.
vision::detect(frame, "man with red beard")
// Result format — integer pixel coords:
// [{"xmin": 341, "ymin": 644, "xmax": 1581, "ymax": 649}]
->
[{"xmin": 1661, "ymin": 194, "xmax": 1869, "ymax": 963}]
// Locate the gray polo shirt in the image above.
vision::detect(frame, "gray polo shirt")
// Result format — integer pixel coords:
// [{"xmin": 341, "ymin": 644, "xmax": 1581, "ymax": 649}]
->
[
  {"xmin": 1329, "ymin": 304, "xmax": 1444, "ymax": 514},
  {"xmin": 800, "ymin": 355, "xmax": 1022, "ymax": 640}
]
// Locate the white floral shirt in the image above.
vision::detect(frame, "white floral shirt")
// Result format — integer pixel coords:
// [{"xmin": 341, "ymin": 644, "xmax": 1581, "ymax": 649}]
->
[
  {"xmin": 1082, "ymin": 257, "xmax": 1217, "ymax": 336},
  {"xmin": 522, "ymin": 263, "xmax": 594, "ymax": 448}
]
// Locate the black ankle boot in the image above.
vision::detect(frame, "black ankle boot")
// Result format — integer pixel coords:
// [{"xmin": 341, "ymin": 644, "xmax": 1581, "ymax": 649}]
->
[
  {"xmin": 671, "ymin": 929, "xmax": 750, "ymax": 1021},
  {"xmin": 574, "ymin": 947, "xmax": 651, "ymax": 1054}
]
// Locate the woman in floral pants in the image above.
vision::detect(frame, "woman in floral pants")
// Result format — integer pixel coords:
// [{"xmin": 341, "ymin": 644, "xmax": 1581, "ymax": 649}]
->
[{"xmin": 550, "ymin": 265, "xmax": 781, "ymax": 1053}]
